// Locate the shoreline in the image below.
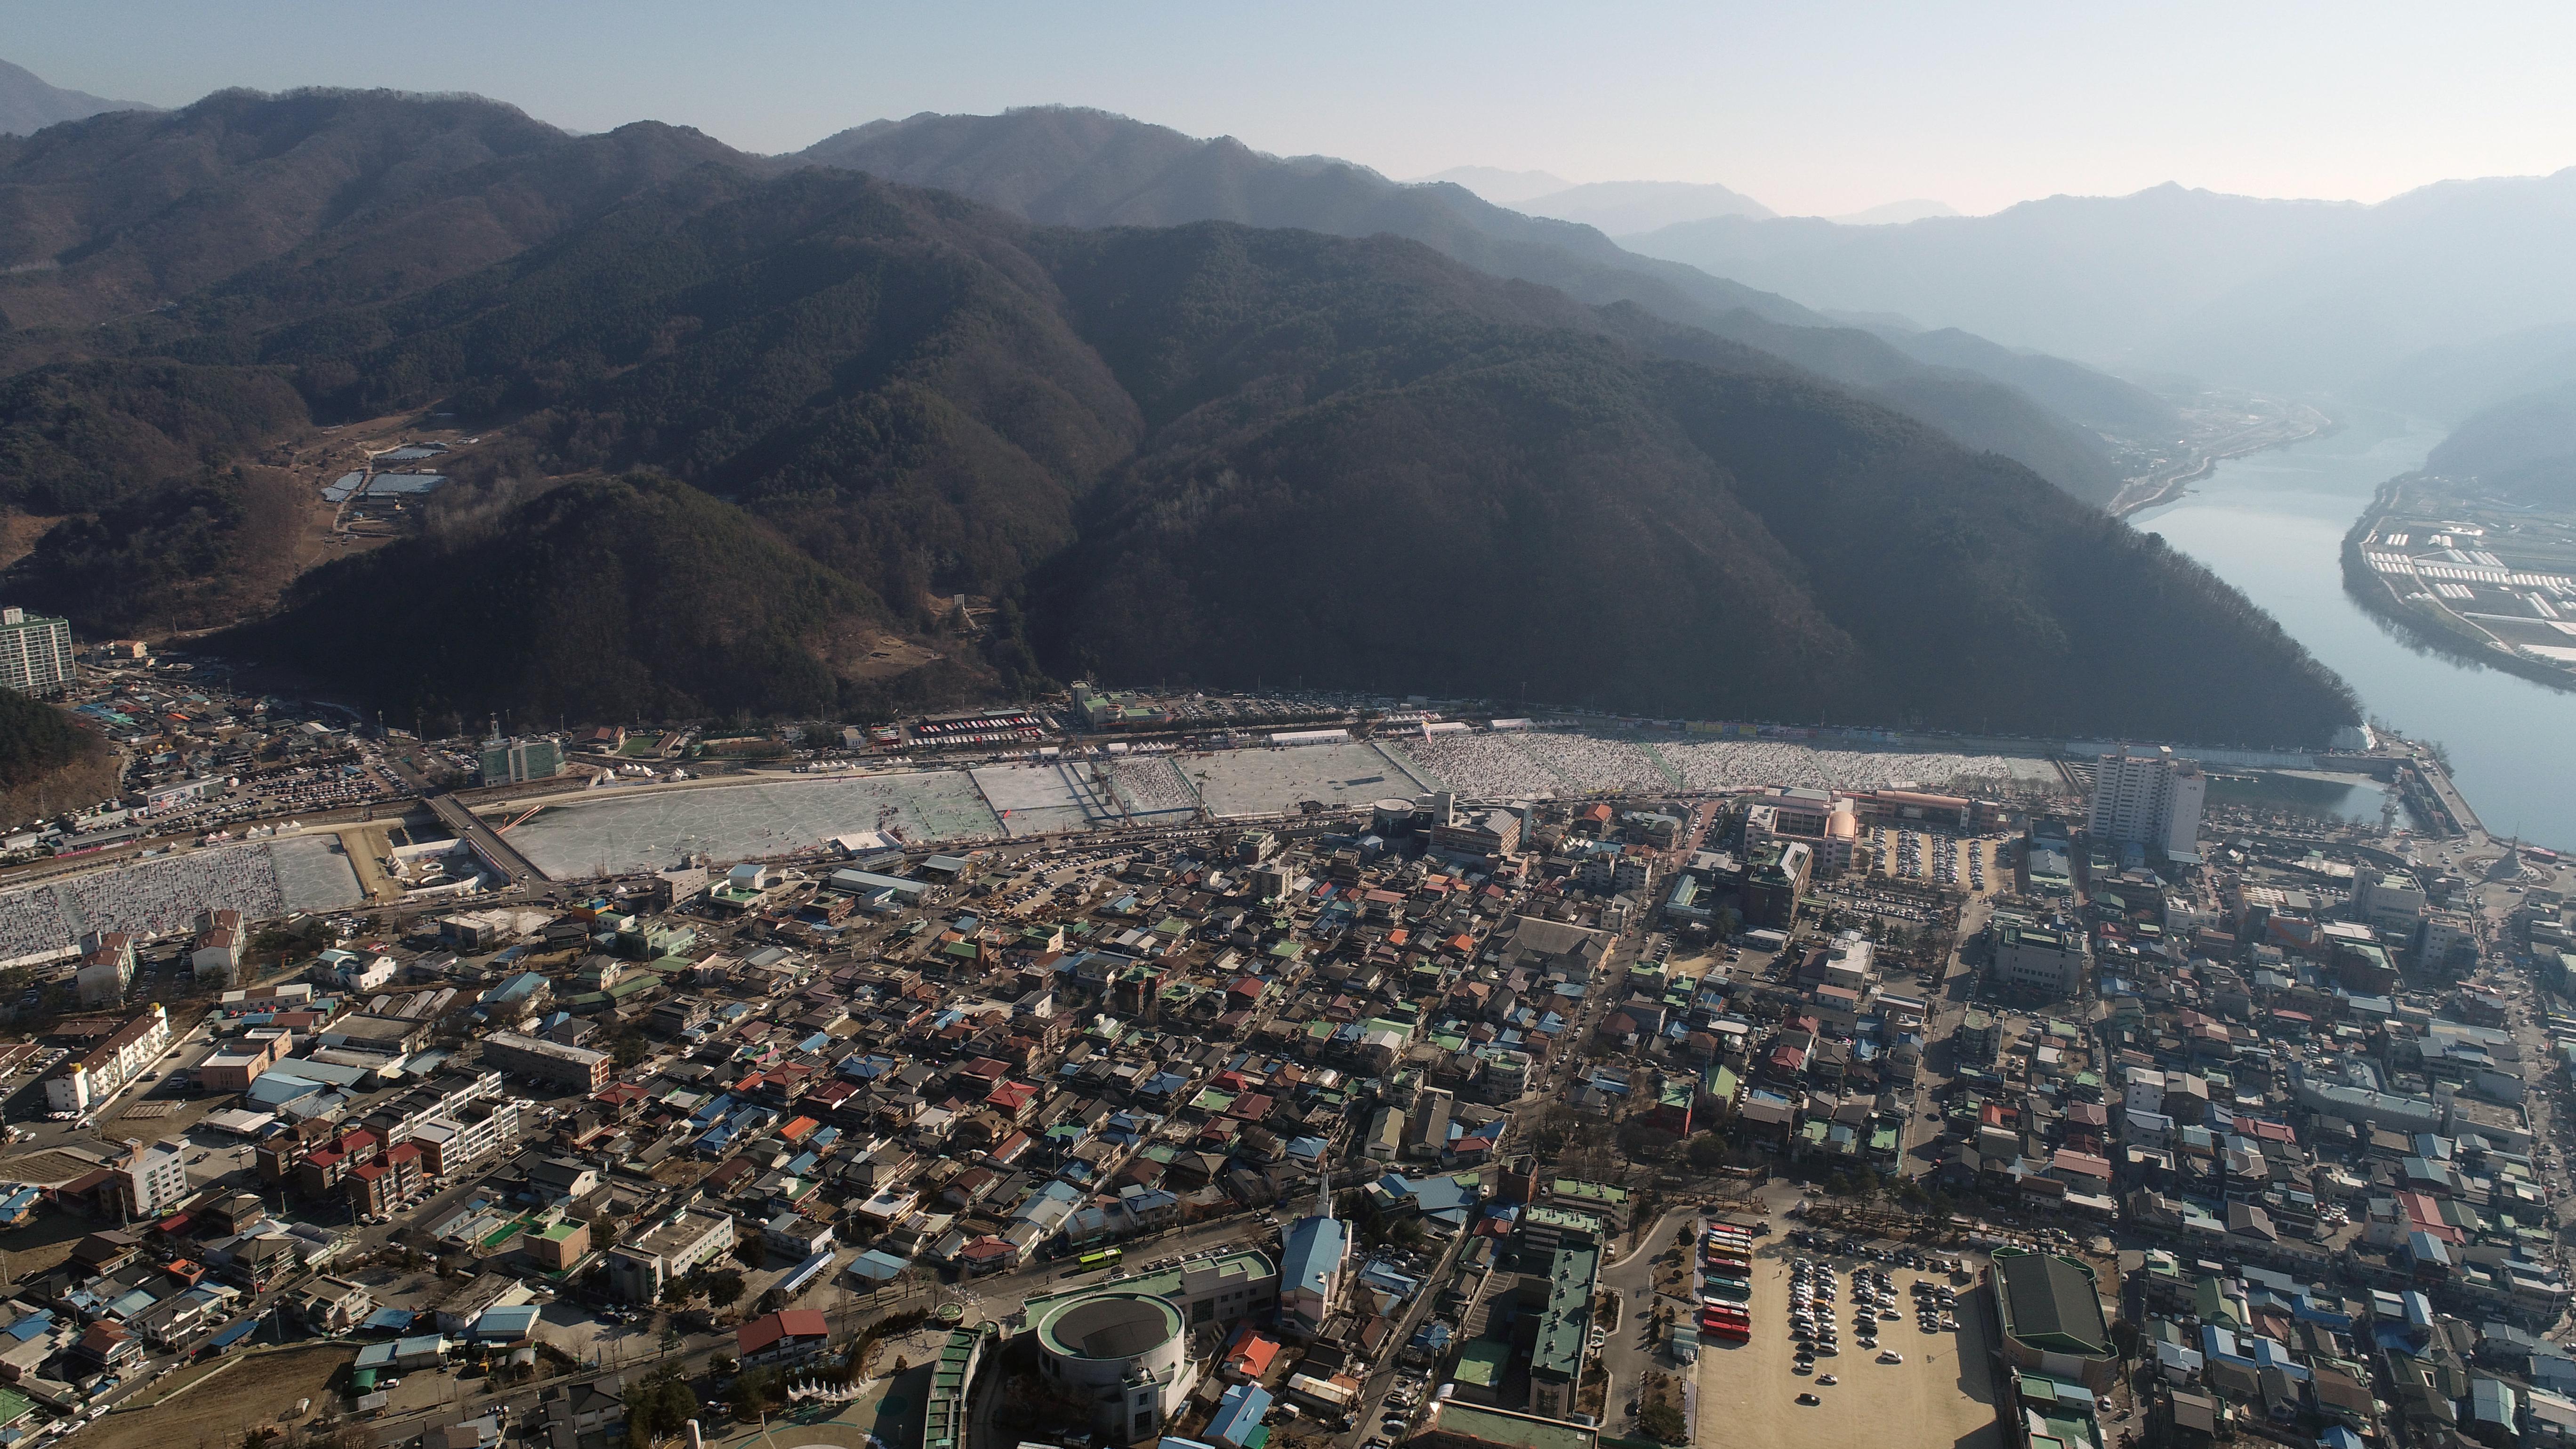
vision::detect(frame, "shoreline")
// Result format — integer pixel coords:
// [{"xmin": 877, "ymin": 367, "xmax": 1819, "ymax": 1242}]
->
[
  {"xmin": 2109, "ymin": 407, "xmax": 2337, "ymax": 519},
  {"xmin": 2337, "ymin": 477, "xmax": 2576, "ymax": 698}
]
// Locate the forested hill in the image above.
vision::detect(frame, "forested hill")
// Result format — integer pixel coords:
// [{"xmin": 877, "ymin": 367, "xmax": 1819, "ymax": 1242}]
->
[
  {"xmin": 206, "ymin": 163, "xmax": 2348, "ymax": 743},
  {"xmin": 0, "ymin": 90, "xmax": 2138, "ymax": 505},
  {"xmin": 0, "ymin": 89, "xmax": 2359, "ymax": 742},
  {"xmin": 798, "ymin": 107, "xmax": 2137, "ymax": 504},
  {"xmin": 213, "ymin": 474, "xmax": 959, "ymax": 725},
  {"xmin": 0, "ymin": 685, "xmax": 115, "ymax": 826},
  {"xmin": 2425, "ymin": 377, "xmax": 2576, "ymax": 508}
]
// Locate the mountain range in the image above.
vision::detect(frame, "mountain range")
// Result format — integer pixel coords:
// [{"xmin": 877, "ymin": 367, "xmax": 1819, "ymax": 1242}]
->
[
  {"xmin": 1504, "ymin": 179, "xmax": 1777, "ymax": 233},
  {"xmin": 1623, "ymin": 174, "xmax": 2576, "ymax": 413},
  {"xmin": 0, "ymin": 81, "xmax": 2358, "ymax": 743},
  {"xmin": 2423, "ymin": 377, "xmax": 2576, "ymax": 509},
  {"xmin": 1409, "ymin": 167, "xmax": 1958, "ymax": 228},
  {"xmin": 0, "ymin": 58, "xmax": 152, "ymax": 136},
  {"xmin": 797, "ymin": 107, "xmax": 2171, "ymax": 504}
]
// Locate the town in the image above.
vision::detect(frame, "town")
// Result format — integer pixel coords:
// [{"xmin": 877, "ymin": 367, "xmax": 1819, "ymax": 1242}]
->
[{"xmin": 0, "ymin": 634, "xmax": 2565, "ymax": 1449}]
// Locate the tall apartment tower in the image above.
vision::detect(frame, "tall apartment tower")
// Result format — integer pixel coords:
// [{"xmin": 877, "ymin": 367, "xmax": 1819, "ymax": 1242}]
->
[
  {"xmin": 0, "ymin": 607, "xmax": 76, "ymax": 696},
  {"xmin": 478, "ymin": 737, "xmax": 565, "ymax": 787},
  {"xmin": 2087, "ymin": 745, "xmax": 2207, "ymax": 861}
]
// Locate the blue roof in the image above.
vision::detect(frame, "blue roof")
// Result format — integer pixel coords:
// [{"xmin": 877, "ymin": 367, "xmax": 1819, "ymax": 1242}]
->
[
  {"xmin": 1208, "ymin": 1384, "xmax": 1273, "ymax": 1449},
  {"xmin": 362, "ymin": 1306, "xmax": 415, "ymax": 1333},
  {"xmin": 1, "ymin": 1313, "xmax": 50, "ymax": 1343},
  {"xmin": 1281, "ymin": 1215, "xmax": 1346, "ymax": 1298},
  {"xmin": 473, "ymin": 1305, "xmax": 542, "ymax": 1340},
  {"xmin": 847, "ymin": 1249, "xmax": 913, "ymax": 1284},
  {"xmin": 208, "ymin": 1319, "xmax": 261, "ymax": 1350},
  {"xmin": 777, "ymin": 1250, "xmax": 835, "ymax": 1297},
  {"xmin": 483, "ymin": 971, "xmax": 548, "ymax": 1003}
]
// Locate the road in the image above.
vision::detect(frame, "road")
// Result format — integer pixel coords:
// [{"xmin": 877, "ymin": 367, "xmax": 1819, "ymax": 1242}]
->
[{"xmin": 423, "ymin": 795, "xmax": 543, "ymax": 886}]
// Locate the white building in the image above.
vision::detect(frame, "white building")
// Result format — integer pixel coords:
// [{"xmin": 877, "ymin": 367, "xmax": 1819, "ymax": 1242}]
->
[
  {"xmin": 604, "ymin": 1208, "xmax": 735, "ymax": 1303},
  {"xmin": 316, "ymin": 949, "xmax": 397, "ymax": 993},
  {"xmin": 2086, "ymin": 746, "xmax": 2207, "ymax": 861},
  {"xmin": 1990, "ymin": 923, "xmax": 2089, "ymax": 997},
  {"xmin": 1031, "ymin": 1291, "xmax": 1196, "ymax": 1441},
  {"xmin": 2351, "ymin": 867, "xmax": 2429, "ymax": 931},
  {"xmin": 122, "ymin": 1139, "xmax": 191, "ymax": 1217},
  {"xmin": 408, "ymin": 1098, "xmax": 522, "ymax": 1177},
  {"xmin": 2420, "ymin": 910, "xmax": 2476, "ymax": 966},
  {"xmin": 46, "ymin": 1006, "xmax": 171, "ymax": 1114},
  {"xmin": 2122, "ymin": 1068, "xmax": 2168, "ymax": 1119},
  {"xmin": 0, "ymin": 607, "xmax": 75, "ymax": 696}
]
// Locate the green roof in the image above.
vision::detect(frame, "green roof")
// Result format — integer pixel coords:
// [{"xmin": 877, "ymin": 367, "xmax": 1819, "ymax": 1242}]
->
[
  {"xmin": 1453, "ymin": 1337, "xmax": 1510, "ymax": 1388},
  {"xmin": 1428, "ymin": 1402, "xmax": 1598, "ymax": 1449},
  {"xmin": 1549, "ymin": 1178, "xmax": 1627, "ymax": 1206},
  {"xmin": 480, "ymin": 1215, "xmax": 537, "ymax": 1250},
  {"xmin": 1994, "ymin": 1250, "xmax": 2112, "ymax": 1358},
  {"xmin": 1522, "ymin": 1205, "xmax": 1604, "ymax": 1239},
  {"xmin": 1529, "ymin": 1245, "xmax": 1597, "ymax": 1382}
]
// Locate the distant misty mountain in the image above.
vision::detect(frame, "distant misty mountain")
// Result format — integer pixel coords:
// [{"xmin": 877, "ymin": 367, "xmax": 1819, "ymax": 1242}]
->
[
  {"xmin": 1864, "ymin": 325, "xmax": 2182, "ymax": 439},
  {"xmin": 1515, "ymin": 179, "xmax": 1775, "ymax": 233},
  {"xmin": 2425, "ymin": 376, "xmax": 2576, "ymax": 508},
  {"xmin": 0, "ymin": 59, "xmax": 153, "ymax": 136},
  {"xmin": 1405, "ymin": 164, "xmax": 1571, "ymax": 203},
  {"xmin": 1826, "ymin": 199, "xmax": 1958, "ymax": 225},
  {"xmin": 797, "ymin": 107, "xmax": 2169, "ymax": 504},
  {"xmin": 1623, "ymin": 173, "xmax": 2576, "ymax": 407},
  {"xmin": 2362, "ymin": 321, "xmax": 2576, "ymax": 425}
]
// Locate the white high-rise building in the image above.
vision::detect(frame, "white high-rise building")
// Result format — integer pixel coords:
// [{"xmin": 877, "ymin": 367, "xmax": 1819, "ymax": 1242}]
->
[
  {"xmin": 2087, "ymin": 746, "xmax": 2206, "ymax": 862},
  {"xmin": 0, "ymin": 607, "xmax": 75, "ymax": 696}
]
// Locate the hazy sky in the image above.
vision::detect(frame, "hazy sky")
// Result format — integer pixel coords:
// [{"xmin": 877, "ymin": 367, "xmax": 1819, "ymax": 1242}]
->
[{"xmin": 16, "ymin": 0, "xmax": 2576, "ymax": 217}]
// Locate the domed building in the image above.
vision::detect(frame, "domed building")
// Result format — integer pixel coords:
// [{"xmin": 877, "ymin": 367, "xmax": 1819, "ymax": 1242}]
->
[{"xmin": 1031, "ymin": 1289, "xmax": 1194, "ymax": 1441}]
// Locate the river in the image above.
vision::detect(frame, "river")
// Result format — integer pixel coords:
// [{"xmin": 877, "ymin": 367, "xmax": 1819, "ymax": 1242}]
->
[{"xmin": 2132, "ymin": 410, "xmax": 2576, "ymax": 852}]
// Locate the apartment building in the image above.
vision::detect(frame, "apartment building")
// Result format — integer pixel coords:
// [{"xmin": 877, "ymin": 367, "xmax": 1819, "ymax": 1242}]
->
[
  {"xmin": 604, "ymin": 1208, "xmax": 736, "ymax": 1303},
  {"xmin": 482, "ymin": 1032, "xmax": 610, "ymax": 1091}
]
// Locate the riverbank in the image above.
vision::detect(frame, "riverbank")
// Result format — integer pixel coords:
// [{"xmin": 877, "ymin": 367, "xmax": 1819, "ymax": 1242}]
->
[
  {"xmin": 2336, "ymin": 476, "xmax": 2576, "ymax": 697},
  {"xmin": 2131, "ymin": 409, "xmax": 2576, "ymax": 851},
  {"xmin": 2109, "ymin": 405, "xmax": 2335, "ymax": 518}
]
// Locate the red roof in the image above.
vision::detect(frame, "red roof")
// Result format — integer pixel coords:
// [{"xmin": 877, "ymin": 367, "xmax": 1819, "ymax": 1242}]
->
[
  {"xmin": 736, "ymin": 1309, "xmax": 829, "ymax": 1354},
  {"xmin": 1224, "ymin": 1326, "xmax": 1281, "ymax": 1377}
]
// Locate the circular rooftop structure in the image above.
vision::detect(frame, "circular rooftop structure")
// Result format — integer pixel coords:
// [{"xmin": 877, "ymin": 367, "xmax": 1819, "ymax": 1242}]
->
[{"xmin": 1036, "ymin": 1292, "xmax": 1184, "ymax": 1362}]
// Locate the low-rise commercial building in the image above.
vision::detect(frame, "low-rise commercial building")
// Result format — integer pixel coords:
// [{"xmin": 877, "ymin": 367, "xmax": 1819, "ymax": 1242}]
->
[
  {"xmin": 481, "ymin": 1032, "xmax": 610, "ymax": 1090},
  {"xmin": 604, "ymin": 1208, "xmax": 735, "ymax": 1303}
]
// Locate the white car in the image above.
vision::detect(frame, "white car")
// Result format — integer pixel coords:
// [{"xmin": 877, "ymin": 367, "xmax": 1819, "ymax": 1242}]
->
[{"xmin": 1878, "ymin": 1352, "xmax": 1904, "ymax": 1364}]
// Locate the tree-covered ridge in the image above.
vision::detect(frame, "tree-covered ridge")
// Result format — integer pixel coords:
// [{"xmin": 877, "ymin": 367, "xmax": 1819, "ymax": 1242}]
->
[
  {"xmin": 0, "ymin": 92, "xmax": 2359, "ymax": 742},
  {"xmin": 0, "ymin": 685, "xmax": 97, "ymax": 790},
  {"xmin": 213, "ymin": 472, "xmax": 939, "ymax": 725},
  {"xmin": 0, "ymin": 361, "xmax": 306, "ymax": 512},
  {"xmin": 1033, "ymin": 224, "xmax": 2355, "ymax": 744}
]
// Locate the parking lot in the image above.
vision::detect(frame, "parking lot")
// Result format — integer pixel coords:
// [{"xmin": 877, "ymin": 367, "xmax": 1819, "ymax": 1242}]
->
[{"xmin": 1695, "ymin": 1236, "xmax": 2000, "ymax": 1449}]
